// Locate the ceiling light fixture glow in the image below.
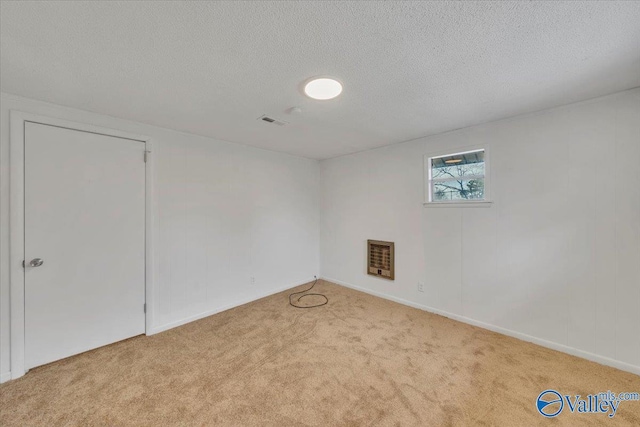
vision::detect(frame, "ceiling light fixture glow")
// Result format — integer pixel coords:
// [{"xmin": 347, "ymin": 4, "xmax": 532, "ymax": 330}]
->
[{"xmin": 304, "ymin": 77, "xmax": 343, "ymax": 100}]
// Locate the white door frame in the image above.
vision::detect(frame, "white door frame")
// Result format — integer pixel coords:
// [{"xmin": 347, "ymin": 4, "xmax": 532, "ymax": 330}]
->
[{"xmin": 9, "ymin": 110, "xmax": 155, "ymax": 380}]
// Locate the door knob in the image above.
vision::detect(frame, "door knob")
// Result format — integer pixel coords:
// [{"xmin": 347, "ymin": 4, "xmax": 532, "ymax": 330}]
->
[{"xmin": 28, "ymin": 258, "xmax": 44, "ymax": 267}]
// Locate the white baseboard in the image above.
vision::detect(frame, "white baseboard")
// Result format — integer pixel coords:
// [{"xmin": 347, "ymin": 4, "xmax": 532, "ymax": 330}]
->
[
  {"xmin": 147, "ymin": 276, "xmax": 316, "ymax": 335},
  {"xmin": 0, "ymin": 371, "xmax": 11, "ymax": 384},
  {"xmin": 323, "ymin": 276, "xmax": 640, "ymax": 376}
]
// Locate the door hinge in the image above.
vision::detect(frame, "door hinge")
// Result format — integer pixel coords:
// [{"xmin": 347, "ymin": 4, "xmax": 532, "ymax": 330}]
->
[
  {"xmin": 144, "ymin": 303, "xmax": 146, "ymax": 313},
  {"xmin": 144, "ymin": 151, "xmax": 149, "ymax": 163}
]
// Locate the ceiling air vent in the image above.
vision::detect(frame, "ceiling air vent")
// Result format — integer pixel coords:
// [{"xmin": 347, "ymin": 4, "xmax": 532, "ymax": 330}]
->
[
  {"xmin": 258, "ymin": 114, "xmax": 288, "ymax": 126},
  {"xmin": 367, "ymin": 240, "xmax": 395, "ymax": 280}
]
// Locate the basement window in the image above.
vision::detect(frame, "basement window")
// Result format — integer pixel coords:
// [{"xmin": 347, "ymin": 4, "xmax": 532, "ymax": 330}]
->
[{"xmin": 425, "ymin": 148, "xmax": 491, "ymax": 207}]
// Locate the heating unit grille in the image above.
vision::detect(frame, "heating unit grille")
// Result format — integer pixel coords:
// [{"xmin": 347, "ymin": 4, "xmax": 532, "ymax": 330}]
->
[{"xmin": 367, "ymin": 240, "xmax": 394, "ymax": 280}]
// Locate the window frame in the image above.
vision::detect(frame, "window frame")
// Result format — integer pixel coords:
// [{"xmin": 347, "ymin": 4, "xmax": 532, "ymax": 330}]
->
[{"xmin": 424, "ymin": 145, "xmax": 492, "ymax": 207}]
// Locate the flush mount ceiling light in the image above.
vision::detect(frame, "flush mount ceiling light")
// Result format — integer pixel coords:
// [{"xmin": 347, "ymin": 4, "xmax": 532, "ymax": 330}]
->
[{"xmin": 303, "ymin": 77, "xmax": 343, "ymax": 100}]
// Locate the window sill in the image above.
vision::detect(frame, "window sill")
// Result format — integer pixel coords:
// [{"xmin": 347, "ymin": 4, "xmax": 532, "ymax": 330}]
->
[{"xmin": 423, "ymin": 201, "xmax": 493, "ymax": 208}]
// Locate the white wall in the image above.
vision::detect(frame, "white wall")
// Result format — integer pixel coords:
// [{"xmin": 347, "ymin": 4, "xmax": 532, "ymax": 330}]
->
[
  {"xmin": 320, "ymin": 88, "xmax": 640, "ymax": 374},
  {"xmin": 0, "ymin": 93, "xmax": 320, "ymax": 381}
]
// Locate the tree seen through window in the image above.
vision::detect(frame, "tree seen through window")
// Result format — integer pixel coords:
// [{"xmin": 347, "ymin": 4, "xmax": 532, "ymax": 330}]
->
[{"xmin": 430, "ymin": 150, "xmax": 485, "ymax": 201}]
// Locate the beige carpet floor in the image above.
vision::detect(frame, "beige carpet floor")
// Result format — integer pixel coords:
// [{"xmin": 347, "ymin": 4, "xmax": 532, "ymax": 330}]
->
[{"xmin": 1, "ymin": 280, "xmax": 639, "ymax": 426}]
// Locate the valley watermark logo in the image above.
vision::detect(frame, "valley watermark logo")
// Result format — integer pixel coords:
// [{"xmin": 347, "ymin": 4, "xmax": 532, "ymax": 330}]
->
[
  {"xmin": 536, "ymin": 389, "xmax": 639, "ymax": 418},
  {"xmin": 537, "ymin": 390, "xmax": 564, "ymax": 417}
]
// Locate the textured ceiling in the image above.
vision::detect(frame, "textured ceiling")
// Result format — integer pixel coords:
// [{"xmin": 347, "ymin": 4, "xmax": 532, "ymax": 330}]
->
[{"xmin": 2, "ymin": 1, "xmax": 639, "ymax": 159}]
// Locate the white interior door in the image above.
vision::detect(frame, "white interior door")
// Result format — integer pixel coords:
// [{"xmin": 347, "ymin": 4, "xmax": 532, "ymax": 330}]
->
[{"xmin": 24, "ymin": 122, "xmax": 146, "ymax": 369}]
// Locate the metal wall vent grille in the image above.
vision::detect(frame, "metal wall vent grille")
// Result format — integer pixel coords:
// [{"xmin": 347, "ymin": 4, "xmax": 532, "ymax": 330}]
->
[{"xmin": 367, "ymin": 240, "xmax": 394, "ymax": 280}]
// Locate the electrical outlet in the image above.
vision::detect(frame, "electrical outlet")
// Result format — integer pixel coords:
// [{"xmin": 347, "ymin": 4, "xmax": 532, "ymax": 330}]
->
[
  {"xmin": 417, "ymin": 281, "xmax": 424, "ymax": 293},
  {"xmin": 250, "ymin": 276, "xmax": 255, "ymax": 285}
]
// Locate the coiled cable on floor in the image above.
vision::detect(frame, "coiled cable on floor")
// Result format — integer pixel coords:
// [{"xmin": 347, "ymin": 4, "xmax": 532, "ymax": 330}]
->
[{"xmin": 289, "ymin": 276, "xmax": 328, "ymax": 308}]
